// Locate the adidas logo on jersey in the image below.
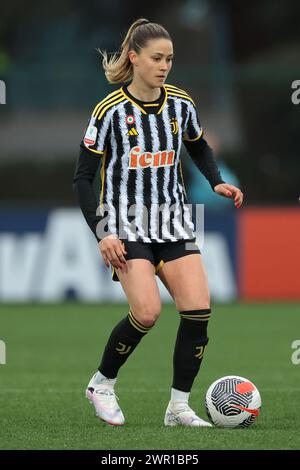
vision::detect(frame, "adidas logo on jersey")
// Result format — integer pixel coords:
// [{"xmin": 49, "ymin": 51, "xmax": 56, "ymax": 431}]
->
[
  {"xmin": 126, "ymin": 127, "xmax": 138, "ymax": 136},
  {"xmin": 129, "ymin": 146, "xmax": 175, "ymax": 169}
]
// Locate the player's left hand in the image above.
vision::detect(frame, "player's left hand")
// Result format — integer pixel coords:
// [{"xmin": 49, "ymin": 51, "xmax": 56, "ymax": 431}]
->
[{"xmin": 214, "ymin": 183, "xmax": 244, "ymax": 208}]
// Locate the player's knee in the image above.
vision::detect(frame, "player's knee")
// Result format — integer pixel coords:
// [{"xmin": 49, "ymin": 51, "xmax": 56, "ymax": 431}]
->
[
  {"xmin": 176, "ymin": 294, "xmax": 210, "ymax": 312},
  {"xmin": 131, "ymin": 303, "xmax": 161, "ymax": 327},
  {"xmin": 196, "ymin": 300, "xmax": 210, "ymax": 310},
  {"xmin": 202, "ymin": 293, "xmax": 211, "ymax": 310},
  {"xmin": 192, "ymin": 292, "xmax": 211, "ymax": 310}
]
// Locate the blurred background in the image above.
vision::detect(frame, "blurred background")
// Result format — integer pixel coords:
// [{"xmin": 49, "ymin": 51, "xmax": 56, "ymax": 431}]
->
[
  {"xmin": 1, "ymin": 0, "xmax": 300, "ymax": 452},
  {"xmin": 0, "ymin": 0, "xmax": 299, "ymax": 303}
]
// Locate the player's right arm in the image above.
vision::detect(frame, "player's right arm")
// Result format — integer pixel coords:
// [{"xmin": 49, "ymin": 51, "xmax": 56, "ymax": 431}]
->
[{"xmin": 73, "ymin": 103, "xmax": 127, "ymax": 270}]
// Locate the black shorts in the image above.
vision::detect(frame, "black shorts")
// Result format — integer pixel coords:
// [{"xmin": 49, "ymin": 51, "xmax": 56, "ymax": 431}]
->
[{"xmin": 112, "ymin": 238, "xmax": 200, "ymax": 282}]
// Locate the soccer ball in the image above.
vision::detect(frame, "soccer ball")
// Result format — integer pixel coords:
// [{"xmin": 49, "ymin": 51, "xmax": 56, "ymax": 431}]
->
[{"xmin": 205, "ymin": 375, "xmax": 261, "ymax": 428}]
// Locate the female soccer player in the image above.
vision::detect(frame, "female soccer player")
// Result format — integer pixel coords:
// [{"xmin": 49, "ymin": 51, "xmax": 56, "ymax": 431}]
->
[{"xmin": 73, "ymin": 18, "xmax": 243, "ymax": 427}]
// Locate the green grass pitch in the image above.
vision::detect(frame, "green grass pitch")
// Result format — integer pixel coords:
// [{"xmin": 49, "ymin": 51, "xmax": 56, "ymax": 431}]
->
[{"xmin": 0, "ymin": 302, "xmax": 300, "ymax": 450}]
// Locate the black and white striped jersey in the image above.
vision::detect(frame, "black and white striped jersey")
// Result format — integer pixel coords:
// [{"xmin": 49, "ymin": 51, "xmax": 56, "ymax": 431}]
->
[{"xmin": 80, "ymin": 84, "xmax": 204, "ymax": 243}]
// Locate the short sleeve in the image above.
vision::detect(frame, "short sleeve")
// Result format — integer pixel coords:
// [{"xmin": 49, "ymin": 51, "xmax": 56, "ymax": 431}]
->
[
  {"xmin": 183, "ymin": 101, "xmax": 203, "ymax": 142},
  {"xmin": 82, "ymin": 106, "xmax": 111, "ymax": 155}
]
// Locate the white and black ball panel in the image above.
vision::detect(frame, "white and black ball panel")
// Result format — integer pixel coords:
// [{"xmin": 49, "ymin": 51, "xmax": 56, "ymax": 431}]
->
[
  {"xmin": 211, "ymin": 377, "xmax": 252, "ymax": 415},
  {"xmin": 205, "ymin": 375, "xmax": 261, "ymax": 428}
]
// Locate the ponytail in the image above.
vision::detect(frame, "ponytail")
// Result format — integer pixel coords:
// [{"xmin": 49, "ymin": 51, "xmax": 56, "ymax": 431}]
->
[{"xmin": 99, "ymin": 18, "xmax": 171, "ymax": 84}]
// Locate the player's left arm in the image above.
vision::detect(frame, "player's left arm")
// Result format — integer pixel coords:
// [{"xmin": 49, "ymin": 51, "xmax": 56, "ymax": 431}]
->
[
  {"xmin": 184, "ymin": 137, "xmax": 244, "ymax": 208},
  {"xmin": 183, "ymin": 100, "xmax": 243, "ymax": 208}
]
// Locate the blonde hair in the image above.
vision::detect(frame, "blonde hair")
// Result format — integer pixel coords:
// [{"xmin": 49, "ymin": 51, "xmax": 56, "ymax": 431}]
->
[{"xmin": 100, "ymin": 18, "xmax": 171, "ymax": 84}]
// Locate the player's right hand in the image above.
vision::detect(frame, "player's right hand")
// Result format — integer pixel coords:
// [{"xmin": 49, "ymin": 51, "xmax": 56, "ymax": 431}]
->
[{"xmin": 99, "ymin": 235, "xmax": 127, "ymax": 270}]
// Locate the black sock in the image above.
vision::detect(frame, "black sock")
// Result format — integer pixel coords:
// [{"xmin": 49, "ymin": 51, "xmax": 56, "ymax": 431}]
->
[
  {"xmin": 98, "ymin": 310, "xmax": 154, "ymax": 379},
  {"xmin": 172, "ymin": 309, "xmax": 211, "ymax": 392}
]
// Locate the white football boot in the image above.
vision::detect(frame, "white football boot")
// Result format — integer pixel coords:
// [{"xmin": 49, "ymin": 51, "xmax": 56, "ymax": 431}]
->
[
  {"xmin": 164, "ymin": 401, "xmax": 212, "ymax": 427},
  {"xmin": 86, "ymin": 373, "xmax": 125, "ymax": 426}
]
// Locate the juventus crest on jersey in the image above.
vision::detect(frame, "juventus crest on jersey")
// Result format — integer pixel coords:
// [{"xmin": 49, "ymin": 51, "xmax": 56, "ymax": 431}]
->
[{"xmin": 82, "ymin": 84, "xmax": 203, "ymax": 243}]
